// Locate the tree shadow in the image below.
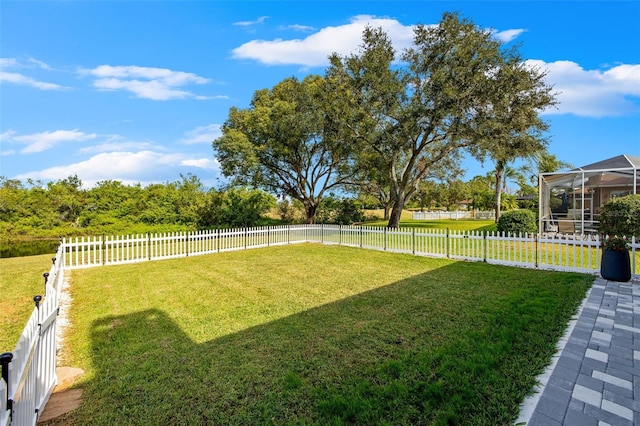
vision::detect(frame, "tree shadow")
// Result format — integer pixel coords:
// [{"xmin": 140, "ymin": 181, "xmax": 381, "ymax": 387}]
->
[{"xmin": 54, "ymin": 263, "xmax": 591, "ymax": 425}]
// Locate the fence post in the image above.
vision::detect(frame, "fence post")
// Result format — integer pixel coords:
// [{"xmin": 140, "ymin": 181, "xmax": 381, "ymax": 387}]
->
[
  {"xmin": 412, "ymin": 228, "xmax": 416, "ymax": 255},
  {"xmin": 102, "ymin": 234, "xmax": 106, "ymax": 266},
  {"xmin": 43, "ymin": 272, "xmax": 49, "ymax": 295},
  {"xmin": 384, "ymin": 227, "xmax": 387, "ymax": 251},
  {"xmin": 186, "ymin": 231, "xmax": 190, "ymax": 257},
  {"xmin": 483, "ymin": 232, "xmax": 487, "ymax": 263},
  {"xmin": 360, "ymin": 225, "xmax": 363, "ymax": 248},
  {"xmin": 446, "ymin": 228, "xmax": 450, "ymax": 258},
  {"xmin": 534, "ymin": 233, "xmax": 539, "ymax": 268},
  {"xmin": 33, "ymin": 295, "xmax": 43, "ymax": 417},
  {"xmin": 0, "ymin": 352, "xmax": 12, "ymax": 420}
]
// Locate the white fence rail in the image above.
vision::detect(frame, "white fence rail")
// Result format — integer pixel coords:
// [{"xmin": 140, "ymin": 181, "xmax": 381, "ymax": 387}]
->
[
  {"xmin": 2, "ymin": 246, "xmax": 65, "ymax": 426},
  {"xmin": 412, "ymin": 210, "xmax": 495, "ymax": 220},
  {"xmin": 61, "ymin": 225, "xmax": 637, "ymax": 276}
]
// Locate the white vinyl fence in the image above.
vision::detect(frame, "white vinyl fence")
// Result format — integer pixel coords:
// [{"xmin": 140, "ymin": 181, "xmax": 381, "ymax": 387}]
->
[
  {"xmin": 3, "ymin": 225, "xmax": 638, "ymax": 425},
  {"xmin": 412, "ymin": 210, "xmax": 495, "ymax": 220},
  {"xmin": 1, "ymin": 246, "xmax": 65, "ymax": 426},
  {"xmin": 61, "ymin": 225, "xmax": 637, "ymax": 275}
]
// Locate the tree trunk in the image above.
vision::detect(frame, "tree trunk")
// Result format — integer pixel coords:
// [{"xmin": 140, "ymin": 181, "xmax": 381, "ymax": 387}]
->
[
  {"xmin": 494, "ymin": 168, "xmax": 503, "ymax": 222},
  {"xmin": 305, "ymin": 204, "xmax": 317, "ymax": 224},
  {"xmin": 383, "ymin": 206, "xmax": 390, "ymax": 221},
  {"xmin": 387, "ymin": 198, "xmax": 404, "ymax": 228}
]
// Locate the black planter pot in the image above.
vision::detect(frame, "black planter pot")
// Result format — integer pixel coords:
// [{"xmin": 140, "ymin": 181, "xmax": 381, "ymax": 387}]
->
[{"xmin": 600, "ymin": 249, "xmax": 631, "ymax": 282}]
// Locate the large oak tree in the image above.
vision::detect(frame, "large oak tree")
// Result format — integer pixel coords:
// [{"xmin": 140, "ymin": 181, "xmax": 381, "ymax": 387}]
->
[
  {"xmin": 327, "ymin": 12, "xmax": 555, "ymax": 227},
  {"xmin": 212, "ymin": 75, "xmax": 358, "ymax": 223}
]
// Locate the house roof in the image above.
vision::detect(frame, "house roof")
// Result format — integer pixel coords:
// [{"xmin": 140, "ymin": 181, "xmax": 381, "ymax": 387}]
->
[
  {"xmin": 541, "ymin": 154, "xmax": 640, "ymax": 188},
  {"xmin": 572, "ymin": 154, "xmax": 640, "ymax": 171}
]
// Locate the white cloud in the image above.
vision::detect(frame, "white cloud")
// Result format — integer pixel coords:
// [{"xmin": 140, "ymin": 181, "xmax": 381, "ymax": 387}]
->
[
  {"xmin": 1, "ymin": 57, "xmax": 55, "ymax": 71},
  {"xmin": 93, "ymin": 78, "xmax": 194, "ymax": 100},
  {"xmin": 179, "ymin": 158, "xmax": 220, "ymax": 170},
  {"xmin": 526, "ymin": 60, "xmax": 640, "ymax": 117},
  {"xmin": 234, "ymin": 16, "xmax": 269, "ymax": 27},
  {"xmin": 15, "ymin": 150, "xmax": 221, "ymax": 188},
  {"xmin": 0, "ymin": 71, "xmax": 67, "ymax": 90},
  {"xmin": 10, "ymin": 129, "xmax": 97, "ymax": 154},
  {"xmin": 233, "ymin": 16, "xmax": 526, "ymax": 68},
  {"xmin": 0, "ymin": 58, "xmax": 18, "ymax": 68},
  {"xmin": 281, "ymin": 24, "xmax": 315, "ymax": 32},
  {"xmin": 88, "ymin": 65, "xmax": 209, "ymax": 84},
  {"xmin": 78, "ymin": 138, "xmax": 162, "ymax": 154},
  {"xmin": 232, "ymin": 15, "xmax": 415, "ymax": 67},
  {"xmin": 25, "ymin": 57, "xmax": 54, "ymax": 70},
  {"xmin": 492, "ymin": 29, "xmax": 526, "ymax": 43},
  {"xmin": 80, "ymin": 65, "xmax": 211, "ymax": 100},
  {"xmin": 0, "ymin": 130, "xmax": 17, "ymax": 141},
  {"xmin": 0, "ymin": 57, "xmax": 67, "ymax": 90},
  {"xmin": 181, "ymin": 124, "xmax": 222, "ymax": 145}
]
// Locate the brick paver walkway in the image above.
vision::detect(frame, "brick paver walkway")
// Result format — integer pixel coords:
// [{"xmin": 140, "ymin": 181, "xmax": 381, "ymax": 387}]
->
[{"xmin": 517, "ymin": 275, "xmax": 640, "ymax": 425}]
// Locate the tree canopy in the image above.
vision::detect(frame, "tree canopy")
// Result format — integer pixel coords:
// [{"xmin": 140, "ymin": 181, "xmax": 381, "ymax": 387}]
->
[
  {"xmin": 212, "ymin": 75, "xmax": 360, "ymax": 223},
  {"xmin": 326, "ymin": 12, "xmax": 556, "ymax": 226}
]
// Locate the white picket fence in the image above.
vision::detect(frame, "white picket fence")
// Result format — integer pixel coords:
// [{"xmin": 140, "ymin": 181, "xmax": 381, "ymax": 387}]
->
[
  {"xmin": 1, "ymin": 246, "xmax": 65, "ymax": 426},
  {"xmin": 412, "ymin": 210, "xmax": 495, "ymax": 220},
  {"xmin": 61, "ymin": 225, "xmax": 637, "ymax": 275},
  {"xmin": 3, "ymin": 225, "xmax": 638, "ymax": 425}
]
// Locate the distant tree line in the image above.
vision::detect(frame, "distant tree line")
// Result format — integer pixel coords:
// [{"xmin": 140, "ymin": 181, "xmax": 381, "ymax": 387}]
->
[
  {"xmin": 0, "ymin": 174, "xmax": 375, "ymax": 240},
  {"xmin": 1, "ymin": 148, "xmax": 567, "ymax": 240},
  {"xmin": 0, "ymin": 174, "xmax": 276, "ymax": 239}
]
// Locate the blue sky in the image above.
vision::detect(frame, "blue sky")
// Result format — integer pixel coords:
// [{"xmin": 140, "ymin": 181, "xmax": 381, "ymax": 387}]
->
[{"xmin": 1, "ymin": 1, "xmax": 639, "ymax": 190}]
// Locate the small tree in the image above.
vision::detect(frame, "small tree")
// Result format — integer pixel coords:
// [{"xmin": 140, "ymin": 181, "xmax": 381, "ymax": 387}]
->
[{"xmin": 598, "ymin": 194, "xmax": 640, "ymax": 238}]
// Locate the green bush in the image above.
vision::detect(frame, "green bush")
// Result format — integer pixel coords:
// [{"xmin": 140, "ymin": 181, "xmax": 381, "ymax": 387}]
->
[
  {"xmin": 598, "ymin": 194, "xmax": 640, "ymax": 237},
  {"xmin": 497, "ymin": 210, "xmax": 537, "ymax": 235},
  {"xmin": 317, "ymin": 197, "xmax": 365, "ymax": 225}
]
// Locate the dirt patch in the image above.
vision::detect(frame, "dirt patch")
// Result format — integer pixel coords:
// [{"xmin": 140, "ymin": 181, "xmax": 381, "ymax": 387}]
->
[{"xmin": 37, "ymin": 366, "xmax": 84, "ymax": 424}]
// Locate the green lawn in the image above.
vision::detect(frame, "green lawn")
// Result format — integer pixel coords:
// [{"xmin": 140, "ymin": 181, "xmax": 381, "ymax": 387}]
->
[
  {"xmin": 0, "ymin": 253, "xmax": 55, "ymax": 351},
  {"xmin": 45, "ymin": 244, "xmax": 592, "ymax": 425}
]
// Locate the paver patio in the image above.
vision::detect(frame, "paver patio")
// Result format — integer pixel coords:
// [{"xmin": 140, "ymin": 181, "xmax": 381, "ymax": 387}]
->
[{"xmin": 517, "ymin": 275, "xmax": 640, "ymax": 426}]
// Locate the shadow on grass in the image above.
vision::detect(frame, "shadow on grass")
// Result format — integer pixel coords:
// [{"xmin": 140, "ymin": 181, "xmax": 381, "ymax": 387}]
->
[{"xmin": 56, "ymin": 263, "xmax": 592, "ymax": 425}]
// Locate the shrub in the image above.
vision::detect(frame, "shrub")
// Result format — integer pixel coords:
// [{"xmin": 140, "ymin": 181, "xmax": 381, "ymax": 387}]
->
[
  {"xmin": 317, "ymin": 197, "xmax": 365, "ymax": 225},
  {"xmin": 497, "ymin": 210, "xmax": 537, "ymax": 235},
  {"xmin": 598, "ymin": 194, "xmax": 640, "ymax": 238}
]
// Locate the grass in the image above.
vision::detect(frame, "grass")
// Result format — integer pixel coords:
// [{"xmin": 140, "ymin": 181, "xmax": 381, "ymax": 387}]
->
[
  {"xmin": 0, "ymin": 253, "xmax": 56, "ymax": 351},
  {"xmin": 44, "ymin": 244, "xmax": 592, "ymax": 425}
]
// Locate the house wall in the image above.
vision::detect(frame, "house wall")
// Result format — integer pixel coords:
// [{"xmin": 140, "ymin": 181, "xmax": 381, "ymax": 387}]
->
[{"xmin": 600, "ymin": 185, "xmax": 639, "ymax": 204}]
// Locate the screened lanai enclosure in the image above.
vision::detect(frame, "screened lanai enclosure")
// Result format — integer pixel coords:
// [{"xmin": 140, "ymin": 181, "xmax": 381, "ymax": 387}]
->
[{"xmin": 539, "ymin": 154, "xmax": 640, "ymax": 235}]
